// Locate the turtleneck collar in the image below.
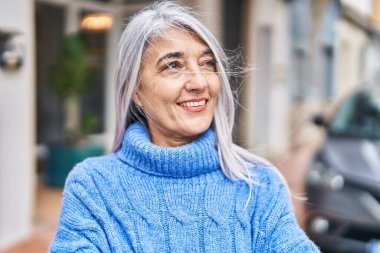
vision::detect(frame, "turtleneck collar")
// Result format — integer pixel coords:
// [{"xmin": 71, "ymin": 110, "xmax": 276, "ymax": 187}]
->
[{"xmin": 115, "ymin": 122, "xmax": 220, "ymax": 178}]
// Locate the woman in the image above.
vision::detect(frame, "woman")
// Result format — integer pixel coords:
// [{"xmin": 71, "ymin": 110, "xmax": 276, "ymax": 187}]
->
[{"xmin": 50, "ymin": 2, "xmax": 320, "ymax": 252}]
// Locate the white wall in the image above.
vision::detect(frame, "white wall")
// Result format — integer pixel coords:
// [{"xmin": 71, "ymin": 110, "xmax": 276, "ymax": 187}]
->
[
  {"xmin": 184, "ymin": 0, "xmax": 223, "ymax": 41},
  {"xmin": 239, "ymin": 0, "xmax": 290, "ymax": 158},
  {"xmin": 335, "ymin": 19, "xmax": 367, "ymax": 100},
  {"xmin": 362, "ymin": 39, "xmax": 380, "ymax": 86},
  {"xmin": 0, "ymin": 0, "xmax": 35, "ymax": 248},
  {"xmin": 341, "ymin": 0, "xmax": 373, "ymax": 17}
]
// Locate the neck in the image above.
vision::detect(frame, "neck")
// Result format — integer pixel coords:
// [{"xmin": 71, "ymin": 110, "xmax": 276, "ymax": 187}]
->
[
  {"xmin": 115, "ymin": 122, "xmax": 220, "ymax": 178},
  {"xmin": 149, "ymin": 131, "xmax": 198, "ymax": 147},
  {"xmin": 146, "ymin": 122, "xmax": 198, "ymax": 147}
]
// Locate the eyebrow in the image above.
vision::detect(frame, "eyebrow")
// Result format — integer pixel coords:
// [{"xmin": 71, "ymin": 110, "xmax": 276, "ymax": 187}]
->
[
  {"xmin": 201, "ymin": 48, "xmax": 214, "ymax": 56},
  {"xmin": 155, "ymin": 48, "xmax": 214, "ymax": 67},
  {"xmin": 156, "ymin": 51, "xmax": 184, "ymax": 67}
]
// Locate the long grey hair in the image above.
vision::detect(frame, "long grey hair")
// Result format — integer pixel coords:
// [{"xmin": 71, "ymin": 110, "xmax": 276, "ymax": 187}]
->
[{"xmin": 113, "ymin": 1, "xmax": 272, "ymax": 194}]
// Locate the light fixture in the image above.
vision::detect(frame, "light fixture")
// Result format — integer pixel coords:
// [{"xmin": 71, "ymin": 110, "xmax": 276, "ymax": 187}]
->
[
  {"xmin": 80, "ymin": 13, "xmax": 113, "ymax": 31},
  {"xmin": 0, "ymin": 29, "xmax": 23, "ymax": 70}
]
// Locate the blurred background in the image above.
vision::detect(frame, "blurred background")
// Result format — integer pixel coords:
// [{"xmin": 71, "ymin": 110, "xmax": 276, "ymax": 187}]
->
[{"xmin": 1, "ymin": 0, "xmax": 380, "ymax": 252}]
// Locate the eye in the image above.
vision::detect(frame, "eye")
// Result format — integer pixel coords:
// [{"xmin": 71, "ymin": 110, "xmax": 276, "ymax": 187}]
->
[
  {"xmin": 200, "ymin": 59, "xmax": 217, "ymax": 72},
  {"xmin": 163, "ymin": 61, "xmax": 183, "ymax": 71}
]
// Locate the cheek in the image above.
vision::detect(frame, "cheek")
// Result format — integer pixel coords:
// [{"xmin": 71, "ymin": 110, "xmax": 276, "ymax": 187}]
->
[
  {"xmin": 140, "ymin": 88, "xmax": 178, "ymax": 114},
  {"xmin": 208, "ymin": 77, "xmax": 221, "ymax": 97}
]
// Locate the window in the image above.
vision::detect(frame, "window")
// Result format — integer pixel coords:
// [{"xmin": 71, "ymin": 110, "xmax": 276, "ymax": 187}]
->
[{"xmin": 288, "ymin": 0, "xmax": 312, "ymax": 101}]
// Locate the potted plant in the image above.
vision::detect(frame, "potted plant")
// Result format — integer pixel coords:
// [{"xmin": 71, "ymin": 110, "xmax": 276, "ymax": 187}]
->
[{"xmin": 45, "ymin": 33, "xmax": 104, "ymax": 187}]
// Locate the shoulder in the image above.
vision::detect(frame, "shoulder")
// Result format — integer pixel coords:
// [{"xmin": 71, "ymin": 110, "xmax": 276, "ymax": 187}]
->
[
  {"xmin": 250, "ymin": 163, "xmax": 287, "ymax": 189},
  {"xmin": 247, "ymin": 164, "xmax": 293, "ymax": 224},
  {"xmin": 60, "ymin": 153, "xmax": 124, "ymax": 213},
  {"xmin": 248, "ymin": 163, "xmax": 291, "ymax": 209},
  {"xmin": 64, "ymin": 153, "xmax": 119, "ymax": 188}
]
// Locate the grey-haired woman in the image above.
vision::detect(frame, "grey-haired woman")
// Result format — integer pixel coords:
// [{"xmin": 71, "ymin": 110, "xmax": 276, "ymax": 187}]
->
[{"xmin": 50, "ymin": 2, "xmax": 320, "ymax": 252}]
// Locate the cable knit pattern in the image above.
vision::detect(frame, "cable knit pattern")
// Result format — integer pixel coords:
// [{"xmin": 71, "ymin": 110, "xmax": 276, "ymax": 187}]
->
[{"xmin": 50, "ymin": 122, "xmax": 320, "ymax": 253}]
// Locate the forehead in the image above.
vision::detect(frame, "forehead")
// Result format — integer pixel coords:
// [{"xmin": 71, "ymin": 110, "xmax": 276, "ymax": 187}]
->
[{"xmin": 143, "ymin": 27, "xmax": 209, "ymax": 58}]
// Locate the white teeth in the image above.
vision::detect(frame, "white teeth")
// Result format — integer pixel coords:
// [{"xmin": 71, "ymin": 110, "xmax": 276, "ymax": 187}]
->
[{"xmin": 179, "ymin": 100, "xmax": 206, "ymax": 107}]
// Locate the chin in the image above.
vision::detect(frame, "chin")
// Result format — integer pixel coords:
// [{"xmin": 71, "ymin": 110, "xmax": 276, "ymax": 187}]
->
[{"xmin": 181, "ymin": 120, "xmax": 212, "ymax": 137}]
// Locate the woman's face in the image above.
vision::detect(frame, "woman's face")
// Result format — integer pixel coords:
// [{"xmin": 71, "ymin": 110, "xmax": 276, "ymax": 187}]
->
[{"xmin": 135, "ymin": 28, "xmax": 221, "ymax": 147}]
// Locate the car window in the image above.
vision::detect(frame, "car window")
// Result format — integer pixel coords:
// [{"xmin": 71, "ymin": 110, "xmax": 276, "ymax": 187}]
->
[{"xmin": 329, "ymin": 90, "xmax": 380, "ymax": 138}]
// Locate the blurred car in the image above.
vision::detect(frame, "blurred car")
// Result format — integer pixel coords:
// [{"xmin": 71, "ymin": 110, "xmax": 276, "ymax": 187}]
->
[{"xmin": 305, "ymin": 87, "xmax": 380, "ymax": 253}]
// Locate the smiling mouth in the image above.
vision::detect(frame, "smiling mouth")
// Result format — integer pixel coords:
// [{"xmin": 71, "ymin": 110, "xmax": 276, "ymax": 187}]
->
[
  {"xmin": 177, "ymin": 99, "xmax": 208, "ymax": 112},
  {"xmin": 178, "ymin": 100, "xmax": 207, "ymax": 107}
]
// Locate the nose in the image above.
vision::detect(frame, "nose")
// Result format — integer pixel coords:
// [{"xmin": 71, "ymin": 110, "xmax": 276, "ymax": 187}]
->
[{"xmin": 185, "ymin": 69, "xmax": 208, "ymax": 91}]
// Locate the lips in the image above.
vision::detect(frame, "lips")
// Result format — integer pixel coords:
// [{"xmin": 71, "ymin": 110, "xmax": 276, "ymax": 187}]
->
[
  {"xmin": 177, "ymin": 98, "xmax": 208, "ymax": 112},
  {"xmin": 178, "ymin": 100, "xmax": 206, "ymax": 107}
]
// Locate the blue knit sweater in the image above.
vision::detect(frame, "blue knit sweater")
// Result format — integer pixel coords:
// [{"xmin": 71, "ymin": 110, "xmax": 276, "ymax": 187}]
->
[{"xmin": 50, "ymin": 122, "xmax": 320, "ymax": 252}]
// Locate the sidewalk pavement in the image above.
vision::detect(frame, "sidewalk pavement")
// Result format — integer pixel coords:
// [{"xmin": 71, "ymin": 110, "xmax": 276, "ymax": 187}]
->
[{"xmin": 0, "ymin": 185, "xmax": 61, "ymax": 253}]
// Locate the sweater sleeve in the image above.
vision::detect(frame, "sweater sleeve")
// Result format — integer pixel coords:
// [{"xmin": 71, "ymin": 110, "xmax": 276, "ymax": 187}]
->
[
  {"xmin": 253, "ymin": 167, "xmax": 320, "ymax": 253},
  {"xmin": 49, "ymin": 164, "xmax": 110, "ymax": 253}
]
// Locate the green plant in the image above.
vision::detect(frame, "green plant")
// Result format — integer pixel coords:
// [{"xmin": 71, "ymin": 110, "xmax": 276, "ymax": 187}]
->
[
  {"xmin": 49, "ymin": 33, "xmax": 96, "ymax": 144},
  {"xmin": 45, "ymin": 33, "xmax": 103, "ymax": 187}
]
